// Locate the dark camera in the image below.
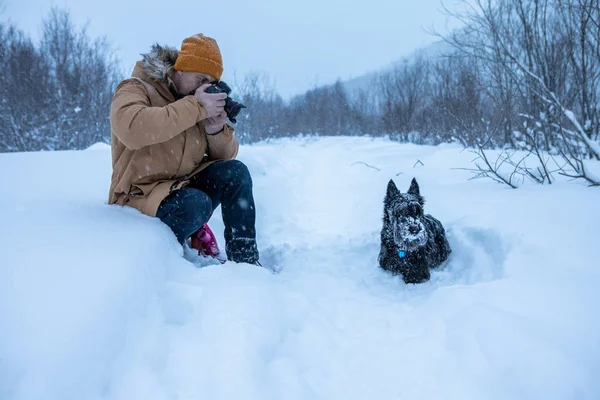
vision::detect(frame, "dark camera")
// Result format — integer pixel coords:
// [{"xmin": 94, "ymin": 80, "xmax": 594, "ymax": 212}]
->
[{"xmin": 204, "ymin": 81, "xmax": 246, "ymax": 123}]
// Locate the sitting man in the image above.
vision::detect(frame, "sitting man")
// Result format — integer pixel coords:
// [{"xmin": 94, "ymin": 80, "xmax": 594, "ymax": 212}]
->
[{"xmin": 108, "ymin": 33, "xmax": 260, "ymax": 266}]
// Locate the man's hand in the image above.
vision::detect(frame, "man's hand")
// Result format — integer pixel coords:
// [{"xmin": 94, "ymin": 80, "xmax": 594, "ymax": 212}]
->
[
  {"xmin": 203, "ymin": 113, "xmax": 227, "ymax": 135},
  {"xmin": 195, "ymin": 83, "xmax": 227, "ymax": 118}
]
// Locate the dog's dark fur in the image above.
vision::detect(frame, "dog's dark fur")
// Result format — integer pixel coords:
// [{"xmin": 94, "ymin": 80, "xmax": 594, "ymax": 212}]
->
[{"xmin": 378, "ymin": 178, "xmax": 451, "ymax": 283}]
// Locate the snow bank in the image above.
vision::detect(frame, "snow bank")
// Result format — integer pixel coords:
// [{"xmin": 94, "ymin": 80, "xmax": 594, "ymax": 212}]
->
[{"xmin": 1, "ymin": 137, "xmax": 598, "ymax": 400}]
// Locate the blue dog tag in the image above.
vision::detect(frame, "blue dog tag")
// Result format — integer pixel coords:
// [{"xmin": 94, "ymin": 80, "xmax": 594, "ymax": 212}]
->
[{"xmin": 398, "ymin": 250, "xmax": 407, "ymax": 258}]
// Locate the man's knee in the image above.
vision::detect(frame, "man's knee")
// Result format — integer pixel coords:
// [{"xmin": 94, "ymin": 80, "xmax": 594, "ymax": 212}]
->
[
  {"xmin": 181, "ymin": 189, "xmax": 213, "ymax": 226},
  {"xmin": 158, "ymin": 187, "xmax": 213, "ymax": 227},
  {"xmin": 220, "ymin": 160, "xmax": 252, "ymax": 187}
]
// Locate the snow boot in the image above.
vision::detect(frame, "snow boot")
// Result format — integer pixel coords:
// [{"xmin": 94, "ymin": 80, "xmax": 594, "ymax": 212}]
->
[{"xmin": 191, "ymin": 223, "xmax": 227, "ymax": 264}]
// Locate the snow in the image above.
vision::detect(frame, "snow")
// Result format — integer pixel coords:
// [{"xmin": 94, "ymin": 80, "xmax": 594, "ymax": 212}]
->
[
  {"xmin": 1, "ymin": 136, "xmax": 599, "ymax": 400},
  {"xmin": 86, "ymin": 142, "xmax": 111, "ymax": 151}
]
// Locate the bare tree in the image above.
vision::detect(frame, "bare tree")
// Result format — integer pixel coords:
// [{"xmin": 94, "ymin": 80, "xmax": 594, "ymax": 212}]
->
[
  {"xmin": 0, "ymin": 24, "xmax": 53, "ymax": 151},
  {"xmin": 428, "ymin": 55, "xmax": 488, "ymax": 146},
  {"xmin": 558, "ymin": 0, "xmax": 600, "ymax": 142},
  {"xmin": 232, "ymin": 71, "xmax": 283, "ymax": 143},
  {"xmin": 436, "ymin": 0, "xmax": 600, "ymax": 186},
  {"xmin": 378, "ymin": 55, "xmax": 430, "ymax": 141},
  {"xmin": 348, "ymin": 85, "xmax": 382, "ymax": 137},
  {"xmin": 0, "ymin": 7, "xmax": 122, "ymax": 152},
  {"xmin": 40, "ymin": 7, "xmax": 122, "ymax": 150}
]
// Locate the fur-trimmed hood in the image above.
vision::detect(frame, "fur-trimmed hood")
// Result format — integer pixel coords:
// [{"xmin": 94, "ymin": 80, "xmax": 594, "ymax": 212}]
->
[{"xmin": 139, "ymin": 44, "xmax": 179, "ymax": 82}]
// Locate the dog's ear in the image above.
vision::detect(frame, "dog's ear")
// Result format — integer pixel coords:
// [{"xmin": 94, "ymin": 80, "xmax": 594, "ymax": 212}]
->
[
  {"xmin": 385, "ymin": 179, "xmax": 401, "ymax": 202},
  {"xmin": 408, "ymin": 178, "xmax": 420, "ymax": 197},
  {"xmin": 408, "ymin": 178, "xmax": 425, "ymax": 205}
]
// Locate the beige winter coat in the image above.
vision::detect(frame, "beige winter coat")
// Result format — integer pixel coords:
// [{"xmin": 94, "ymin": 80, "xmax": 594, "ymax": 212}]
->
[{"xmin": 108, "ymin": 45, "xmax": 238, "ymax": 217}]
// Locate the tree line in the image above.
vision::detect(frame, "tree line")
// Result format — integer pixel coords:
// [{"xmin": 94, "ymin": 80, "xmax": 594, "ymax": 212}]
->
[
  {"xmin": 2, "ymin": 1, "xmax": 599, "ymax": 186},
  {"xmin": 0, "ymin": 8, "xmax": 121, "ymax": 152}
]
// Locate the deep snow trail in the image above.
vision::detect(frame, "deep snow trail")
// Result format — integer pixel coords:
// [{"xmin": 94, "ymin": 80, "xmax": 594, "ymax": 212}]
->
[{"xmin": 1, "ymin": 137, "xmax": 599, "ymax": 400}]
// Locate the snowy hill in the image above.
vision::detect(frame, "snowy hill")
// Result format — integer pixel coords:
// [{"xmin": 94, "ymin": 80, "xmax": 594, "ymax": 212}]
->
[{"xmin": 1, "ymin": 136, "xmax": 599, "ymax": 400}]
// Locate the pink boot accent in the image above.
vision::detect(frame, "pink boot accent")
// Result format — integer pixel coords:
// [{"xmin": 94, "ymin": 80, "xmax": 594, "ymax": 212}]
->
[{"xmin": 191, "ymin": 223, "xmax": 227, "ymax": 264}]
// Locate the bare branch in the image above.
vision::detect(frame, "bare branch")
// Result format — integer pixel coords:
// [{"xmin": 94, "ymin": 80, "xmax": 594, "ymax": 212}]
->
[{"xmin": 350, "ymin": 162, "xmax": 381, "ymax": 171}]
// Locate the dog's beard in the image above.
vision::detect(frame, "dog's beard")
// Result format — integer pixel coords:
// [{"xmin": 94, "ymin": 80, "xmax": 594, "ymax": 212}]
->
[{"xmin": 393, "ymin": 217, "xmax": 428, "ymax": 251}]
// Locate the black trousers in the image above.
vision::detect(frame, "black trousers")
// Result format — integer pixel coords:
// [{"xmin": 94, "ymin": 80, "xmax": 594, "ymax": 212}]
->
[{"xmin": 156, "ymin": 160, "xmax": 259, "ymax": 264}]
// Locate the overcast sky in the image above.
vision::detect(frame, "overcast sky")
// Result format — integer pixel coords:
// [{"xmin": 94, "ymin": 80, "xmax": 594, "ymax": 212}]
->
[{"xmin": 5, "ymin": 0, "xmax": 465, "ymax": 98}]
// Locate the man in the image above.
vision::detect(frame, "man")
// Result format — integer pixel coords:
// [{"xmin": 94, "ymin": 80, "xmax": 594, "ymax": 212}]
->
[{"xmin": 108, "ymin": 34, "xmax": 260, "ymax": 265}]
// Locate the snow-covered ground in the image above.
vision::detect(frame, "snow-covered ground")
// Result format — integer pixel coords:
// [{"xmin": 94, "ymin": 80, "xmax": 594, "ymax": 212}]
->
[{"xmin": 1, "ymin": 137, "xmax": 599, "ymax": 400}]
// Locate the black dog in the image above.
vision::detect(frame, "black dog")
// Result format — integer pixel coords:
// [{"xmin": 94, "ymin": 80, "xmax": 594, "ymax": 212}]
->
[{"xmin": 378, "ymin": 178, "xmax": 451, "ymax": 283}]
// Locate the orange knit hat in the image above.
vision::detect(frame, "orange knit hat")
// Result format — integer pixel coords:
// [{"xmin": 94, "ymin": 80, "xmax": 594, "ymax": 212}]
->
[{"xmin": 174, "ymin": 34, "xmax": 223, "ymax": 81}]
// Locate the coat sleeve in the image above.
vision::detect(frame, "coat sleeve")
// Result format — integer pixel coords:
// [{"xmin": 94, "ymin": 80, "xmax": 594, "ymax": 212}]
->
[
  {"xmin": 110, "ymin": 79, "xmax": 208, "ymax": 150},
  {"xmin": 205, "ymin": 124, "xmax": 239, "ymax": 160}
]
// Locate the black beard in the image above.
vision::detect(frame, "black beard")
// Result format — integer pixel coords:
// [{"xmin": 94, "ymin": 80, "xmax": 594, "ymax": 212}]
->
[{"xmin": 167, "ymin": 81, "xmax": 189, "ymax": 100}]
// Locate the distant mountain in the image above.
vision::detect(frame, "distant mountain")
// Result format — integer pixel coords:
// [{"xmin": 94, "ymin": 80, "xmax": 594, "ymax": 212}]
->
[{"xmin": 341, "ymin": 40, "xmax": 454, "ymax": 95}]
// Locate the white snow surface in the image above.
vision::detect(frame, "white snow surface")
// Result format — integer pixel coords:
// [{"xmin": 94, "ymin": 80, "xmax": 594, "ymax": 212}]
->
[{"xmin": 1, "ymin": 136, "xmax": 599, "ymax": 400}]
